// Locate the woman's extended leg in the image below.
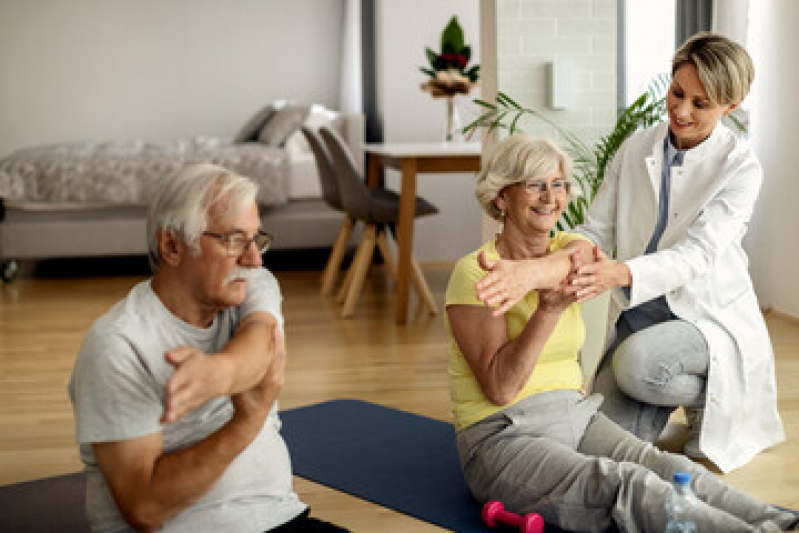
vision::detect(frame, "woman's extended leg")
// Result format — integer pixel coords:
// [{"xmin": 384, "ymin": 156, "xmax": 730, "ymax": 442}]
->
[
  {"xmin": 579, "ymin": 412, "xmax": 799, "ymax": 531},
  {"xmin": 457, "ymin": 394, "xmax": 793, "ymax": 532}
]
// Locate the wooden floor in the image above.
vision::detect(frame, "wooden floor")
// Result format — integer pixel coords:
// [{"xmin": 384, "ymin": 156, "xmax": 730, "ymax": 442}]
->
[{"xmin": 1, "ymin": 254, "xmax": 797, "ymax": 531}]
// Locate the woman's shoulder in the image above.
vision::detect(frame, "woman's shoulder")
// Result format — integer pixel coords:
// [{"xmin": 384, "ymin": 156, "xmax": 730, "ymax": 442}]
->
[
  {"xmin": 626, "ymin": 122, "xmax": 667, "ymax": 144},
  {"xmin": 549, "ymin": 231, "xmax": 590, "ymax": 251},
  {"xmin": 698, "ymin": 123, "xmax": 761, "ymax": 173},
  {"xmin": 614, "ymin": 122, "xmax": 668, "ymax": 161},
  {"xmin": 447, "ymin": 243, "xmax": 495, "ymax": 305},
  {"xmin": 452, "ymin": 242, "xmax": 494, "ymax": 276}
]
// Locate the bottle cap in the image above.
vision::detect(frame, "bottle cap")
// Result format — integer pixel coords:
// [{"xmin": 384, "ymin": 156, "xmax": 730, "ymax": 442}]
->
[{"xmin": 674, "ymin": 472, "xmax": 692, "ymax": 484}]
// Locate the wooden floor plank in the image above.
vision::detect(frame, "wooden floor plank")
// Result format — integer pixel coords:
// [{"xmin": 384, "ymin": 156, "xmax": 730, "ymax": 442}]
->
[{"xmin": 1, "ymin": 257, "xmax": 797, "ymax": 530}]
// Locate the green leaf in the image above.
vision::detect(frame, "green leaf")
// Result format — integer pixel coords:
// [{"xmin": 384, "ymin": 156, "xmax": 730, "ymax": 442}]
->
[
  {"xmin": 474, "ymin": 99, "xmax": 497, "ymax": 110},
  {"xmin": 441, "ymin": 16, "xmax": 465, "ymax": 53},
  {"xmin": 426, "ymin": 48, "xmax": 439, "ymax": 68},
  {"xmin": 509, "ymin": 112, "xmax": 523, "ymax": 134}
]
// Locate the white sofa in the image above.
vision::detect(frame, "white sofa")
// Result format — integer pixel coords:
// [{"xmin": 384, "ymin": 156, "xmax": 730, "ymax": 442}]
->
[{"xmin": 0, "ymin": 105, "xmax": 363, "ymax": 281}]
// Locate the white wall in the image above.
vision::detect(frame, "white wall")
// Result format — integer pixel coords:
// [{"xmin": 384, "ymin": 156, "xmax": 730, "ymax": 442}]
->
[
  {"xmin": 0, "ymin": 0, "xmax": 344, "ymax": 156},
  {"xmin": 747, "ymin": 0, "xmax": 799, "ymax": 318},
  {"xmin": 375, "ymin": 0, "xmax": 483, "ymax": 262}
]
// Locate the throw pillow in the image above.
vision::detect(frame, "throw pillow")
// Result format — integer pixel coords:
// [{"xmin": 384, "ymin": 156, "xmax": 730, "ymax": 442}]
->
[
  {"xmin": 257, "ymin": 104, "xmax": 311, "ymax": 147},
  {"xmin": 233, "ymin": 102, "xmax": 281, "ymax": 143},
  {"xmin": 284, "ymin": 105, "xmax": 340, "ymax": 156}
]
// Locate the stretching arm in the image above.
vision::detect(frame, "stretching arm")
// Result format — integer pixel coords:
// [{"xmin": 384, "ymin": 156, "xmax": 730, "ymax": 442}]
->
[
  {"xmin": 475, "ymin": 239, "xmax": 594, "ymax": 316},
  {"xmin": 161, "ymin": 311, "xmax": 276, "ymax": 423},
  {"xmin": 448, "ymin": 289, "xmax": 573, "ymax": 405},
  {"xmin": 94, "ymin": 328, "xmax": 286, "ymax": 531}
]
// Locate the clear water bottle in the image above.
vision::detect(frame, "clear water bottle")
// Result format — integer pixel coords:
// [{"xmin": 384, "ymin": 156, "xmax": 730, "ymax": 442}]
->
[{"xmin": 664, "ymin": 472, "xmax": 698, "ymax": 532}]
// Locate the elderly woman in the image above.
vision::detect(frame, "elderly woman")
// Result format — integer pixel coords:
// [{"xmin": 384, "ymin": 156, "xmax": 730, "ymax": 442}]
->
[
  {"xmin": 445, "ymin": 134, "xmax": 798, "ymax": 532},
  {"xmin": 474, "ymin": 32, "xmax": 784, "ymax": 473}
]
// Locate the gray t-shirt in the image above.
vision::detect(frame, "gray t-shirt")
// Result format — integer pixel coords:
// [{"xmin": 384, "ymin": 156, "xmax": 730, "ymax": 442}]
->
[{"xmin": 68, "ymin": 268, "xmax": 305, "ymax": 532}]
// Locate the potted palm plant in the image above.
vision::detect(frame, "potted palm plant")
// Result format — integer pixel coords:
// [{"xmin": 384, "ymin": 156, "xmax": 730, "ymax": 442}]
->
[{"xmin": 464, "ymin": 84, "xmax": 667, "ymax": 230}]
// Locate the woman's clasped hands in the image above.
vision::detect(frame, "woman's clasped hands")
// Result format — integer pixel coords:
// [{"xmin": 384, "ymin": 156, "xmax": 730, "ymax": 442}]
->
[{"xmin": 475, "ymin": 244, "xmax": 631, "ymax": 315}]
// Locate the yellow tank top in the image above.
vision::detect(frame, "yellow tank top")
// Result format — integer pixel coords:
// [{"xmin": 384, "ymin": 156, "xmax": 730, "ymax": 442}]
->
[{"xmin": 445, "ymin": 234, "xmax": 586, "ymax": 430}]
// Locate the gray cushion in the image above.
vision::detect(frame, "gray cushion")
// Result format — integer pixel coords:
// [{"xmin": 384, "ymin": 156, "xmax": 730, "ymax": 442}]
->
[
  {"xmin": 257, "ymin": 104, "xmax": 311, "ymax": 147},
  {"xmin": 233, "ymin": 104, "xmax": 277, "ymax": 143}
]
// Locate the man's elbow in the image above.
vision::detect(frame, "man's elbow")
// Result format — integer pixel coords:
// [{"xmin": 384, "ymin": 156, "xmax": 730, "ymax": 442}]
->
[{"xmin": 120, "ymin": 499, "xmax": 169, "ymax": 532}]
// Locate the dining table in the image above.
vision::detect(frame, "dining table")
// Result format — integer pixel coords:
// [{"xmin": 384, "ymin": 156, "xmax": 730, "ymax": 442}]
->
[{"xmin": 363, "ymin": 141, "xmax": 482, "ymax": 325}]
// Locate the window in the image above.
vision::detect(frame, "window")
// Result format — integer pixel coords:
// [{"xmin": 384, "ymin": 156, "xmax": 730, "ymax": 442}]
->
[{"xmin": 621, "ymin": 0, "xmax": 675, "ymax": 106}]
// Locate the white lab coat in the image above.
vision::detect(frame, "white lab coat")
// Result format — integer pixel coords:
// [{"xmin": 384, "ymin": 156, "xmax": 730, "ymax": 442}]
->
[{"xmin": 580, "ymin": 121, "xmax": 785, "ymax": 473}]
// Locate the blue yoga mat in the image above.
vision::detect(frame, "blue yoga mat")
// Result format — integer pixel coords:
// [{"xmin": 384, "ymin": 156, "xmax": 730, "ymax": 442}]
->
[{"xmin": 280, "ymin": 399, "xmax": 565, "ymax": 532}]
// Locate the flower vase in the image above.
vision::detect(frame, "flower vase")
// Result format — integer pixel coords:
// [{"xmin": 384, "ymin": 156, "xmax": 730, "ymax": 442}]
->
[{"xmin": 444, "ymin": 96, "xmax": 462, "ymax": 142}]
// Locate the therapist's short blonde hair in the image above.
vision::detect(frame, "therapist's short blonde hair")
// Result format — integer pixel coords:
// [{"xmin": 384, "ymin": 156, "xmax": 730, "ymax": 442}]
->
[
  {"xmin": 673, "ymin": 32, "xmax": 754, "ymax": 106},
  {"xmin": 475, "ymin": 135, "xmax": 571, "ymax": 221}
]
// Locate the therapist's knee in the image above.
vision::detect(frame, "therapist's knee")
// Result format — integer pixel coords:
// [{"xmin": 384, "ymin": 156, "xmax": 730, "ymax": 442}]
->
[{"xmin": 611, "ymin": 330, "xmax": 668, "ymax": 397}]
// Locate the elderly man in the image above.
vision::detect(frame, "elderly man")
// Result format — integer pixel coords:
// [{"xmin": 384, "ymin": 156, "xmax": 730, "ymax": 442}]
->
[{"xmin": 69, "ymin": 164, "xmax": 346, "ymax": 532}]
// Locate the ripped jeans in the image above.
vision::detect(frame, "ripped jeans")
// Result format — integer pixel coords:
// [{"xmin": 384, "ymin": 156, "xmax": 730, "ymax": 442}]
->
[{"xmin": 592, "ymin": 318, "xmax": 709, "ymax": 442}]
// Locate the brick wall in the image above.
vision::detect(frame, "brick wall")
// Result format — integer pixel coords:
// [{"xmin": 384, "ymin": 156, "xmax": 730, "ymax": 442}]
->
[{"xmin": 495, "ymin": 0, "xmax": 617, "ymax": 147}]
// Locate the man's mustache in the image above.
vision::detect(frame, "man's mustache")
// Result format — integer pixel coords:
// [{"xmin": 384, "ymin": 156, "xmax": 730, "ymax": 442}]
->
[{"xmin": 225, "ymin": 268, "xmax": 258, "ymax": 283}]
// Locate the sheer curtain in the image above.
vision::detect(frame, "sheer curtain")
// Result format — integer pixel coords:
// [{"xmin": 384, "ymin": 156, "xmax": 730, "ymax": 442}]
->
[
  {"xmin": 712, "ymin": 0, "xmax": 749, "ymax": 45},
  {"xmin": 675, "ymin": 0, "xmax": 750, "ymax": 46},
  {"xmin": 675, "ymin": 0, "xmax": 712, "ymax": 45}
]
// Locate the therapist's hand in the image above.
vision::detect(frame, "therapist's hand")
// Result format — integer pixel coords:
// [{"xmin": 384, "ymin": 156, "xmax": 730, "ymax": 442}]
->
[{"xmin": 568, "ymin": 245, "xmax": 631, "ymax": 302}]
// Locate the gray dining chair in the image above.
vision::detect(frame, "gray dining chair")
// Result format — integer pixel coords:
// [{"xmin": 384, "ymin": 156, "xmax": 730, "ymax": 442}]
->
[
  {"xmin": 319, "ymin": 126, "xmax": 439, "ymax": 318},
  {"xmin": 301, "ymin": 126, "xmax": 354, "ymax": 296}
]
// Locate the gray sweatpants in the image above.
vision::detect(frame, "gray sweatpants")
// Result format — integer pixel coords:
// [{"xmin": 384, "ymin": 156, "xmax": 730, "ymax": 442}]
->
[
  {"xmin": 456, "ymin": 390, "xmax": 797, "ymax": 533},
  {"xmin": 594, "ymin": 319, "xmax": 709, "ymax": 442}
]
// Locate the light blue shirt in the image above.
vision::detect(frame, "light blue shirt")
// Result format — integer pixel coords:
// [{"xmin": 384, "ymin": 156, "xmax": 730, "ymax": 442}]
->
[{"xmin": 621, "ymin": 135, "xmax": 684, "ymax": 332}]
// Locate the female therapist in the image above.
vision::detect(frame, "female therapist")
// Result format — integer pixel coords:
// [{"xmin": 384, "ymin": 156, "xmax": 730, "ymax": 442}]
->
[{"xmin": 475, "ymin": 32, "xmax": 784, "ymax": 473}]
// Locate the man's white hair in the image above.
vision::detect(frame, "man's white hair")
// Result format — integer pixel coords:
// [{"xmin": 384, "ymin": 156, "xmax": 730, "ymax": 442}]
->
[{"xmin": 146, "ymin": 163, "xmax": 258, "ymax": 272}]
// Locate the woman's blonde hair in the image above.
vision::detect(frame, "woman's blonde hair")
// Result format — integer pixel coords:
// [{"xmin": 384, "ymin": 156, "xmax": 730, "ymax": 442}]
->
[
  {"xmin": 672, "ymin": 31, "xmax": 754, "ymax": 106},
  {"xmin": 475, "ymin": 134, "xmax": 571, "ymax": 221}
]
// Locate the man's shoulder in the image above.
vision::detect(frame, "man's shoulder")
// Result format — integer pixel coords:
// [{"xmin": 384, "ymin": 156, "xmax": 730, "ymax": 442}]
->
[
  {"xmin": 237, "ymin": 267, "xmax": 283, "ymax": 328},
  {"xmin": 78, "ymin": 279, "xmax": 167, "ymax": 366},
  {"xmin": 86, "ymin": 280, "xmax": 156, "ymax": 336},
  {"xmin": 249, "ymin": 267, "xmax": 280, "ymax": 290}
]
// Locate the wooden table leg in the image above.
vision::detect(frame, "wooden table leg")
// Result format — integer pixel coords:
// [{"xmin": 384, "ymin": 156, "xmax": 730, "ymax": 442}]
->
[
  {"xmin": 395, "ymin": 158, "xmax": 417, "ymax": 325},
  {"xmin": 367, "ymin": 153, "xmax": 383, "ymax": 189}
]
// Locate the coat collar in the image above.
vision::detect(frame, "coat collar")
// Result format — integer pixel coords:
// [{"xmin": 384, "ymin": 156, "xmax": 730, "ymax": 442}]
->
[{"xmin": 647, "ymin": 121, "xmax": 729, "ymax": 162}]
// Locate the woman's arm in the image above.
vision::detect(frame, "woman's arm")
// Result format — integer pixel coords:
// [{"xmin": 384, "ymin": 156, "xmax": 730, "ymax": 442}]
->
[
  {"xmin": 574, "ymin": 154, "xmax": 762, "ymax": 307},
  {"xmin": 448, "ymin": 288, "xmax": 573, "ymax": 405},
  {"xmin": 475, "ymin": 239, "xmax": 595, "ymax": 316}
]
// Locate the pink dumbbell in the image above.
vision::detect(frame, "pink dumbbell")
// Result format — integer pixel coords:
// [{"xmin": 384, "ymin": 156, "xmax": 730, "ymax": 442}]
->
[{"xmin": 481, "ymin": 500, "xmax": 545, "ymax": 533}]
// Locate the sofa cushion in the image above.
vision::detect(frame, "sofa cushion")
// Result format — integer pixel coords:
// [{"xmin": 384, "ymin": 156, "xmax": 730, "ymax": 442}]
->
[
  {"xmin": 257, "ymin": 104, "xmax": 311, "ymax": 147},
  {"xmin": 284, "ymin": 105, "xmax": 341, "ymax": 156},
  {"xmin": 233, "ymin": 103, "xmax": 279, "ymax": 143}
]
